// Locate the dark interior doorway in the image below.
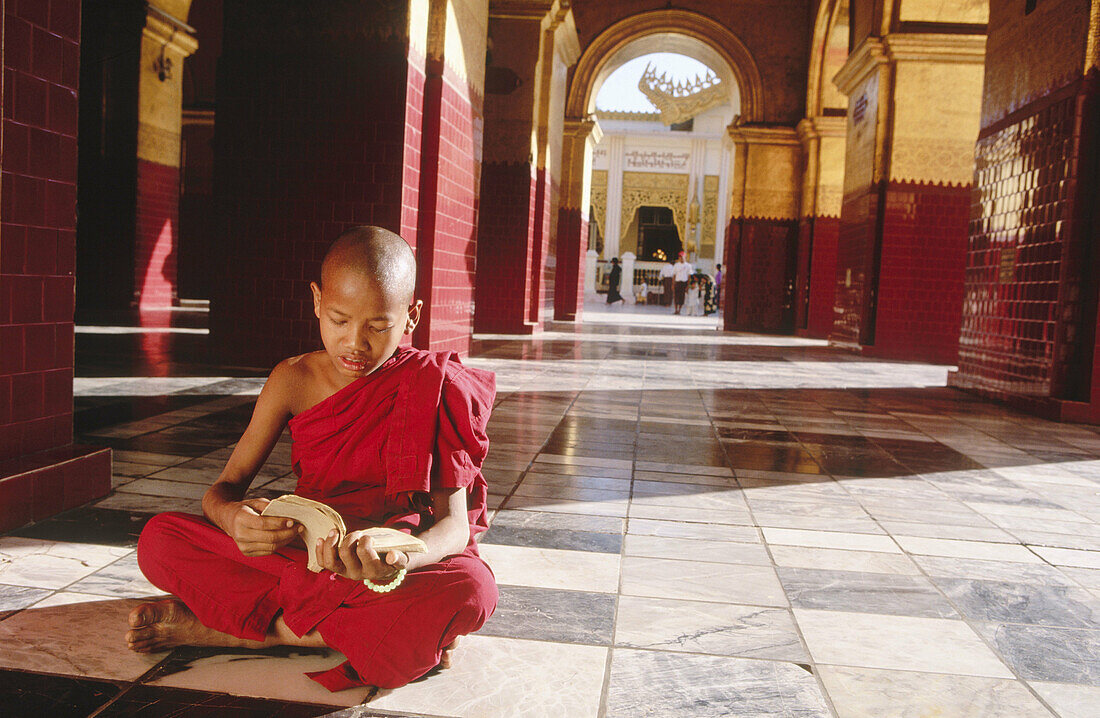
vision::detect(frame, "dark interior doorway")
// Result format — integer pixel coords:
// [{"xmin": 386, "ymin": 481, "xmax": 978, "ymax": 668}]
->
[{"xmin": 637, "ymin": 206, "xmax": 681, "ymax": 261}]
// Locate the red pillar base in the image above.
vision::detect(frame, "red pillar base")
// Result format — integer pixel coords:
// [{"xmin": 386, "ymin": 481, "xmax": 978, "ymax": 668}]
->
[{"xmin": 0, "ymin": 446, "xmax": 112, "ymax": 532}]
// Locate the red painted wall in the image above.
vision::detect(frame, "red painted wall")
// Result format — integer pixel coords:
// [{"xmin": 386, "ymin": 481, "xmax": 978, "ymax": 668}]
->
[
  {"xmin": 553, "ymin": 206, "xmax": 588, "ymax": 322},
  {"xmin": 831, "ymin": 186, "xmax": 878, "ymax": 349},
  {"xmin": 133, "ymin": 159, "xmax": 180, "ymax": 307},
  {"xmin": 806, "ymin": 216, "xmax": 839, "ymax": 338},
  {"xmin": 869, "ymin": 181, "xmax": 969, "ymax": 365},
  {"xmin": 724, "ymin": 218, "xmax": 798, "ymax": 332},
  {"xmin": 210, "ymin": 4, "xmax": 427, "ymax": 367},
  {"xmin": 0, "ymin": 0, "xmax": 111, "ymax": 532},
  {"xmin": 475, "ymin": 161, "xmax": 538, "ymax": 333}
]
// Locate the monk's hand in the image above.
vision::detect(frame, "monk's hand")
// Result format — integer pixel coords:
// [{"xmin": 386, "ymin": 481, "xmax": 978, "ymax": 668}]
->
[
  {"xmin": 228, "ymin": 498, "xmax": 302, "ymax": 557},
  {"xmin": 317, "ymin": 529, "xmax": 409, "ymax": 582}
]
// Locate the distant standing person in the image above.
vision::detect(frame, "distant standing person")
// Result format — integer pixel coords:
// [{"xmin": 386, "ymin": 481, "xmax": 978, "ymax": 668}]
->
[
  {"xmin": 606, "ymin": 257, "xmax": 625, "ymax": 305},
  {"xmin": 714, "ymin": 263, "xmax": 724, "ymax": 310},
  {"xmin": 659, "ymin": 261, "xmax": 675, "ymax": 307},
  {"xmin": 672, "ymin": 251, "xmax": 693, "ymax": 314}
]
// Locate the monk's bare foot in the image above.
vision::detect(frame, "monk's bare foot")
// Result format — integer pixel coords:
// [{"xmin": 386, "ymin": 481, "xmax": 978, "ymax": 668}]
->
[
  {"xmin": 126, "ymin": 598, "xmax": 261, "ymax": 653},
  {"xmin": 440, "ymin": 637, "xmax": 459, "ymax": 669}
]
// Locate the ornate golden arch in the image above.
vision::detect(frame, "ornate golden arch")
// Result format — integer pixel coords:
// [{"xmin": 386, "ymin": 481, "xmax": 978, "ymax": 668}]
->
[
  {"xmin": 806, "ymin": 0, "xmax": 850, "ymax": 117},
  {"xmin": 565, "ymin": 9, "xmax": 765, "ymax": 123}
]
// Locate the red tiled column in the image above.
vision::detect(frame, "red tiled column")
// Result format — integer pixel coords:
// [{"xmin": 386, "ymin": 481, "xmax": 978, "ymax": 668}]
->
[
  {"xmin": 949, "ymin": 0, "xmax": 1100, "ymax": 421},
  {"xmin": 413, "ymin": 0, "xmax": 488, "ymax": 355},
  {"xmin": 553, "ymin": 118, "xmax": 597, "ymax": 323},
  {"xmin": 0, "ymin": 0, "xmax": 111, "ymax": 532},
  {"xmin": 830, "ymin": 31, "xmax": 985, "ymax": 364}
]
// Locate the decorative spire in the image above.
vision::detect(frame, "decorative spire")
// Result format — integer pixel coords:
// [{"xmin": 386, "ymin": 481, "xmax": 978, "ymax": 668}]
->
[{"xmin": 638, "ymin": 63, "xmax": 728, "ymax": 125}]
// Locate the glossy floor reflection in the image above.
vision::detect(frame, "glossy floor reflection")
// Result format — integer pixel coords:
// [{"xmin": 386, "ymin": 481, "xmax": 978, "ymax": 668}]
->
[{"xmin": 4, "ymin": 303, "xmax": 1100, "ymax": 716}]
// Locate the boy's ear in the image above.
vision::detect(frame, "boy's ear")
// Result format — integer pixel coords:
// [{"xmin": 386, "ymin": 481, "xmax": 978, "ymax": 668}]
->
[
  {"xmin": 405, "ymin": 299, "xmax": 423, "ymax": 334},
  {"xmin": 310, "ymin": 282, "xmax": 322, "ymax": 318}
]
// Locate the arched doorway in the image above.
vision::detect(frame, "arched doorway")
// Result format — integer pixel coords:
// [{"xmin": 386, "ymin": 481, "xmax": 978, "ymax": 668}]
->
[{"xmin": 553, "ymin": 10, "xmax": 764, "ymax": 322}]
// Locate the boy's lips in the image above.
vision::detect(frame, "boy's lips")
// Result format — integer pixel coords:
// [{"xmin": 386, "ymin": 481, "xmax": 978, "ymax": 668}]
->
[{"xmin": 338, "ymin": 355, "xmax": 369, "ymax": 371}]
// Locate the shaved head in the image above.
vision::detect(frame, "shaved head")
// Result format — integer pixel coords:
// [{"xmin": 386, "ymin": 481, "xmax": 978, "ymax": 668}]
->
[{"xmin": 320, "ymin": 226, "xmax": 417, "ymax": 304}]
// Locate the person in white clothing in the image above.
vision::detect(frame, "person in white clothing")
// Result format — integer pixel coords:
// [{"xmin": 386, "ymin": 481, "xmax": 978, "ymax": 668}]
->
[
  {"xmin": 684, "ymin": 278, "xmax": 702, "ymax": 316},
  {"xmin": 672, "ymin": 251, "xmax": 693, "ymax": 314}
]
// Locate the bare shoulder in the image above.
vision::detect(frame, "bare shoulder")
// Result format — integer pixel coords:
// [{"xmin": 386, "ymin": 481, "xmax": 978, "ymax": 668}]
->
[{"xmin": 270, "ymin": 352, "xmax": 333, "ymax": 415}]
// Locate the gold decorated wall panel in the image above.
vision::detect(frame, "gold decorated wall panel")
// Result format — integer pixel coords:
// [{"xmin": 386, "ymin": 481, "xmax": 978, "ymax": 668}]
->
[
  {"xmin": 620, "ymin": 171, "xmax": 689, "ymax": 243},
  {"xmin": 701, "ymin": 175, "xmax": 719, "ymax": 257},
  {"xmin": 898, "ymin": 0, "xmax": 988, "ymax": 24},
  {"xmin": 817, "ymin": 133, "xmax": 846, "ymax": 217},
  {"xmin": 842, "ymin": 72, "xmax": 879, "ymax": 195},
  {"xmin": 742, "ymin": 144, "xmax": 800, "ymax": 220},
  {"xmin": 890, "ymin": 60, "xmax": 983, "ymax": 185},
  {"xmin": 590, "ymin": 169, "xmax": 607, "ymax": 238}
]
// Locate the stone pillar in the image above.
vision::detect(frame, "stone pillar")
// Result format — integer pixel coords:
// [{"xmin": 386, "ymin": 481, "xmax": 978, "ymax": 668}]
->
[
  {"xmin": 1, "ymin": 0, "xmax": 111, "ymax": 532},
  {"xmin": 714, "ymin": 138, "xmax": 733, "ymax": 274},
  {"xmin": 621, "ymin": 252, "xmax": 636, "ymax": 305},
  {"xmin": 584, "ymin": 250, "xmax": 599, "ymax": 300},
  {"xmin": 603, "ymin": 134, "xmax": 625, "ymax": 259},
  {"xmin": 474, "ymin": 1, "xmax": 577, "ymax": 332},
  {"xmin": 552, "ymin": 116, "xmax": 600, "ymax": 321},
  {"xmin": 723, "ymin": 124, "xmax": 802, "ymax": 332},
  {"xmin": 832, "ymin": 29, "xmax": 986, "ymax": 364},
  {"xmin": 133, "ymin": 2, "xmax": 197, "ymax": 308},
  {"xmin": 210, "ymin": 0, "xmax": 488, "ymax": 364},
  {"xmin": 795, "ymin": 115, "xmax": 845, "ymax": 338}
]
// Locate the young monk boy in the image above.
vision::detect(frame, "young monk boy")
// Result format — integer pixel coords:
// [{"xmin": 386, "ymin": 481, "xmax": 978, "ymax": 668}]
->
[{"xmin": 126, "ymin": 226, "xmax": 498, "ymax": 692}]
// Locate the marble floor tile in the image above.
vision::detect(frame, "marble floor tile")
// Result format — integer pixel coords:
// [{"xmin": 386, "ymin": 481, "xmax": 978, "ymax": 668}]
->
[
  {"xmin": 1058, "ymin": 566, "xmax": 1100, "ymax": 589},
  {"xmin": 95, "ymin": 492, "xmax": 203, "ymax": 514},
  {"xmin": 481, "ymin": 586, "xmax": 615, "ymax": 644},
  {"xmin": 762, "ymin": 527, "xmax": 901, "ymax": 553},
  {"xmin": 614, "ymin": 595, "xmax": 808, "ymax": 661},
  {"xmin": 0, "ymin": 597, "xmax": 167, "ymax": 679},
  {"xmin": 621, "ymin": 556, "xmax": 786, "ymax": 606},
  {"xmin": 510, "ymin": 483, "xmax": 630, "ymax": 503},
  {"xmin": 0, "ymin": 538, "xmax": 132, "ymax": 589},
  {"xmin": 480, "ymin": 522, "xmax": 622, "ymax": 553},
  {"xmin": 519, "ymin": 472, "xmax": 631, "ymax": 491},
  {"xmin": 116, "ymin": 477, "xmax": 210, "ymax": 499},
  {"xmin": 627, "ymin": 503, "xmax": 754, "ymax": 526},
  {"xmin": 487, "ymin": 508, "xmax": 624, "ymax": 535},
  {"xmin": 779, "ymin": 567, "xmax": 958, "ymax": 618},
  {"xmin": 479, "ymin": 544, "xmax": 620, "ymax": 593},
  {"xmin": 503, "ymin": 495, "xmax": 629, "ymax": 518},
  {"xmin": 535, "ymin": 453, "xmax": 632, "ymax": 470},
  {"xmin": 1028, "ymin": 681, "xmax": 1100, "ymax": 718},
  {"xmin": 769, "ymin": 545, "xmax": 922, "ymax": 575},
  {"xmin": 935, "ymin": 577, "xmax": 1100, "ymax": 628},
  {"xmin": 632, "ymin": 469, "xmax": 732, "ymax": 487},
  {"xmin": 605, "ymin": 649, "xmax": 830, "ymax": 718},
  {"xmin": 0, "ymin": 669, "xmax": 122, "ymax": 717},
  {"xmin": 1030, "ymin": 546, "xmax": 1100, "ymax": 570},
  {"xmin": 973, "ymin": 622, "xmax": 1100, "ymax": 686},
  {"xmin": 146, "ymin": 647, "xmax": 373, "ymax": 707},
  {"xmin": 912, "ymin": 555, "xmax": 1079, "ymax": 586},
  {"xmin": 634, "ymin": 461, "xmax": 733, "ymax": 477},
  {"xmin": 793, "ymin": 609, "xmax": 1013, "ymax": 678},
  {"xmin": 369, "ymin": 635, "xmax": 607, "ymax": 718},
  {"xmin": 0, "ymin": 583, "xmax": 53, "ymax": 610},
  {"xmin": 98, "ymin": 684, "xmax": 338, "ymax": 717},
  {"xmin": 623, "ymin": 534, "xmax": 771, "ymax": 565},
  {"xmin": 893, "ymin": 535, "xmax": 1044, "ymax": 563},
  {"xmin": 817, "ymin": 666, "xmax": 1055, "ymax": 718},
  {"xmin": 625, "ymin": 517, "xmax": 761, "ymax": 542}
]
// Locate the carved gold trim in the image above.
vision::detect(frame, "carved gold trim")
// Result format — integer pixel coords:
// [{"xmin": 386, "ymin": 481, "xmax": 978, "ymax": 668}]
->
[
  {"xmin": 590, "ymin": 169, "xmax": 607, "ymax": 238},
  {"xmin": 137, "ymin": 122, "xmax": 182, "ymax": 167},
  {"xmin": 701, "ymin": 175, "xmax": 719, "ymax": 255},
  {"xmin": 620, "ymin": 171, "xmax": 689, "ymax": 243}
]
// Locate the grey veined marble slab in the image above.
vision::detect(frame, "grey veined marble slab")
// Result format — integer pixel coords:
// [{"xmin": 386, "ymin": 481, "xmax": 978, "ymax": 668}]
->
[
  {"xmin": 481, "ymin": 586, "xmax": 615, "ymax": 645},
  {"xmin": 778, "ymin": 567, "xmax": 959, "ymax": 619},
  {"xmin": 974, "ymin": 622, "xmax": 1100, "ymax": 686},
  {"xmin": 605, "ymin": 649, "xmax": 830, "ymax": 718},
  {"xmin": 934, "ymin": 577, "xmax": 1100, "ymax": 628},
  {"xmin": 614, "ymin": 595, "xmax": 808, "ymax": 661}
]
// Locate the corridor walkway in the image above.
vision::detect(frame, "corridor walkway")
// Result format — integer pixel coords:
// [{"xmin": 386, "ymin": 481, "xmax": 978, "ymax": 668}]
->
[{"xmin": 2, "ymin": 310, "xmax": 1100, "ymax": 716}]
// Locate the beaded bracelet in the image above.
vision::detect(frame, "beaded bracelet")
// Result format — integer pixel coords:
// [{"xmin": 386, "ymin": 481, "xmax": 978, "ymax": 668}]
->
[{"xmin": 363, "ymin": 567, "xmax": 407, "ymax": 593}]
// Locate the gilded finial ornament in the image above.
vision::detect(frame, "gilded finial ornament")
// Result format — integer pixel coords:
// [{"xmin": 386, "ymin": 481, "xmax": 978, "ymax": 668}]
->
[{"xmin": 638, "ymin": 63, "xmax": 728, "ymax": 126}]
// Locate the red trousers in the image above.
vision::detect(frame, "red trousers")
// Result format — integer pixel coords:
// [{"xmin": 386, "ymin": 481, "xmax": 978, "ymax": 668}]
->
[{"xmin": 136, "ymin": 512, "xmax": 498, "ymax": 691}]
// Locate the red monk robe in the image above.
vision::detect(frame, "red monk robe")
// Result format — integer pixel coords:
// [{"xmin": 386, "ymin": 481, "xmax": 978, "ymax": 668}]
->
[{"xmin": 136, "ymin": 347, "xmax": 499, "ymax": 690}]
